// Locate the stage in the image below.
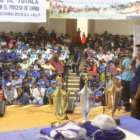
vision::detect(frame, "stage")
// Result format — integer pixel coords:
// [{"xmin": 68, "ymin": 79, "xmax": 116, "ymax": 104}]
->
[
  {"xmin": 0, "ymin": 106, "xmax": 140, "ymax": 140},
  {"xmin": 0, "ymin": 105, "xmax": 129, "ymax": 132}
]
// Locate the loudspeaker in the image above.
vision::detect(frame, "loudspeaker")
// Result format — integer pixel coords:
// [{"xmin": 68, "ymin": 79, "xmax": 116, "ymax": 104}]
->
[
  {"xmin": 66, "ymin": 98, "xmax": 75, "ymax": 114},
  {"xmin": 0, "ymin": 100, "xmax": 6, "ymax": 117}
]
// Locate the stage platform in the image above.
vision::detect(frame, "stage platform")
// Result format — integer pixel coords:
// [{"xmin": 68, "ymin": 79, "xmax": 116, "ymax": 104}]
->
[{"xmin": 0, "ymin": 105, "xmax": 130, "ymax": 132}]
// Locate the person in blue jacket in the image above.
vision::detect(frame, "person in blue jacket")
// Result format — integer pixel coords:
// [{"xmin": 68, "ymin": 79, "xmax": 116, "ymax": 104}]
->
[
  {"xmin": 37, "ymin": 75, "xmax": 50, "ymax": 89},
  {"xmin": 7, "ymin": 49, "xmax": 17, "ymax": 60},
  {"xmin": 16, "ymin": 66, "xmax": 26, "ymax": 80},
  {"xmin": 27, "ymin": 65, "xmax": 38, "ymax": 79}
]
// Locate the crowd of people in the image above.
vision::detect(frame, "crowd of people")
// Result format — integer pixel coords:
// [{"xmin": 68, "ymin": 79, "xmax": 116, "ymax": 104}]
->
[
  {"xmin": 0, "ymin": 28, "xmax": 140, "ymax": 121},
  {"xmin": 0, "ymin": 28, "xmax": 71, "ymax": 105},
  {"xmin": 74, "ymin": 30, "xmax": 139, "ymax": 114}
]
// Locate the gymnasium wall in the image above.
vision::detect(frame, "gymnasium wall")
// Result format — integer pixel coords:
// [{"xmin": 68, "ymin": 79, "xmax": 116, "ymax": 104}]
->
[
  {"xmin": 94, "ymin": 20, "xmax": 140, "ymax": 35},
  {"xmin": 0, "ymin": 23, "xmax": 33, "ymax": 33}
]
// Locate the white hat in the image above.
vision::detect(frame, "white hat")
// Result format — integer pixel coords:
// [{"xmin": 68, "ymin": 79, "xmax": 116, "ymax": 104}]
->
[
  {"xmin": 91, "ymin": 114, "xmax": 117, "ymax": 130},
  {"xmin": 6, "ymin": 83, "xmax": 11, "ymax": 87}
]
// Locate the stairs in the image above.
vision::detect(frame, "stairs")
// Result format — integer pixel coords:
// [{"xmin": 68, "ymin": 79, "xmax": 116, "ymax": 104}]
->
[{"xmin": 64, "ymin": 59, "xmax": 85, "ymax": 98}]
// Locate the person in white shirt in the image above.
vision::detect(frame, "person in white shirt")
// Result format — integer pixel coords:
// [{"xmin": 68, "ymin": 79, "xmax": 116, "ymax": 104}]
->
[
  {"xmin": 105, "ymin": 51, "xmax": 114, "ymax": 62},
  {"xmin": 97, "ymin": 51, "xmax": 105, "ymax": 61},
  {"xmin": 4, "ymin": 83, "xmax": 18, "ymax": 105},
  {"xmin": 32, "ymin": 83, "xmax": 45, "ymax": 105}
]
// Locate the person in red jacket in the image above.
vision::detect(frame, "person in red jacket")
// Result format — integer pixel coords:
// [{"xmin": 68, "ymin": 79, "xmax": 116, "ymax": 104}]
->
[
  {"xmin": 88, "ymin": 60, "xmax": 97, "ymax": 75},
  {"xmin": 81, "ymin": 32, "xmax": 86, "ymax": 47}
]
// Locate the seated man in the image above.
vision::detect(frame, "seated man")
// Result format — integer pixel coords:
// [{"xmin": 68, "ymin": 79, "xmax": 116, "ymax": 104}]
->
[
  {"xmin": 11, "ymin": 73, "xmax": 22, "ymax": 88},
  {"xmin": 26, "ymin": 74, "xmax": 36, "ymax": 89},
  {"xmin": 16, "ymin": 66, "xmax": 26, "ymax": 80},
  {"xmin": 47, "ymin": 81, "xmax": 57, "ymax": 95},
  {"xmin": 27, "ymin": 65, "xmax": 38, "ymax": 79},
  {"xmin": 45, "ymin": 81, "xmax": 57, "ymax": 104},
  {"xmin": 37, "ymin": 75, "xmax": 50, "ymax": 89},
  {"xmin": 32, "ymin": 83, "xmax": 45, "ymax": 105},
  {"xmin": 2, "ymin": 75, "xmax": 11, "ymax": 91},
  {"xmin": 4, "ymin": 83, "xmax": 18, "ymax": 105}
]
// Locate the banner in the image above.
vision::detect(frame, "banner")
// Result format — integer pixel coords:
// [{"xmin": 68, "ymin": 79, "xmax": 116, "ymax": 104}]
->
[
  {"xmin": 0, "ymin": 0, "xmax": 46, "ymax": 23},
  {"xmin": 50, "ymin": 0, "xmax": 140, "ymax": 19}
]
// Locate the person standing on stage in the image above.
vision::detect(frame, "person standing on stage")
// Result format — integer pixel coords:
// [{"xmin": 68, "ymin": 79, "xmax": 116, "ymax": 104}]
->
[
  {"xmin": 120, "ymin": 48, "xmax": 134, "ymax": 112},
  {"xmin": 131, "ymin": 44, "xmax": 140, "ymax": 119}
]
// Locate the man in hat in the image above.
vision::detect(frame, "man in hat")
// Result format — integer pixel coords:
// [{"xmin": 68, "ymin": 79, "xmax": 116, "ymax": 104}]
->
[
  {"xmin": 26, "ymin": 74, "xmax": 36, "ymax": 89},
  {"xmin": 27, "ymin": 65, "xmax": 38, "ymax": 79},
  {"xmin": 11, "ymin": 73, "xmax": 22, "ymax": 88},
  {"xmin": 32, "ymin": 83, "xmax": 45, "ymax": 105},
  {"xmin": 44, "ymin": 81, "xmax": 57, "ymax": 104},
  {"xmin": 47, "ymin": 81, "xmax": 57, "ymax": 95},
  {"xmin": 131, "ymin": 44, "xmax": 140, "ymax": 119},
  {"xmin": 37, "ymin": 75, "xmax": 50, "ymax": 89},
  {"xmin": 16, "ymin": 66, "xmax": 26, "ymax": 80},
  {"xmin": 4, "ymin": 83, "xmax": 18, "ymax": 105},
  {"xmin": 2, "ymin": 75, "xmax": 11, "ymax": 91},
  {"xmin": 14, "ymin": 54, "xmax": 23, "ymax": 65},
  {"xmin": 20, "ymin": 58, "xmax": 30, "ymax": 71}
]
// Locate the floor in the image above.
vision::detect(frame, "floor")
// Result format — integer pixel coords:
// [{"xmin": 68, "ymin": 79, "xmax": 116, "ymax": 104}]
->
[{"xmin": 0, "ymin": 106, "xmax": 130, "ymax": 132}]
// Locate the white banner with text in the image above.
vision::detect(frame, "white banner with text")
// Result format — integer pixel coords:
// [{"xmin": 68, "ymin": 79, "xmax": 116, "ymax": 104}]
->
[{"xmin": 0, "ymin": 0, "xmax": 47, "ymax": 23}]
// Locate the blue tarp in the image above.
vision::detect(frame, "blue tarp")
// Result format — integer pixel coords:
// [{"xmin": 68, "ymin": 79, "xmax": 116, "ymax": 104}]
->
[
  {"xmin": 118, "ymin": 115, "xmax": 140, "ymax": 137},
  {"xmin": 0, "ymin": 115, "xmax": 140, "ymax": 140}
]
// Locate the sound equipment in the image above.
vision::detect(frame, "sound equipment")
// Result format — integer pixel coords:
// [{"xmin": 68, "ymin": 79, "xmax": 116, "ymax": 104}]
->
[
  {"xmin": 0, "ymin": 100, "xmax": 6, "ymax": 117},
  {"xmin": 66, "ymin": 98, "xmax": 75, "ymax": 114}
]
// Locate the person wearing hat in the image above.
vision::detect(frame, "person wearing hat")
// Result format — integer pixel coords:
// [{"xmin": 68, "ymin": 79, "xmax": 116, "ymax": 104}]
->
[
  {"xmin": 26, "ymin": 74, "xmax": 36, "ymax": 89},
  {"xmin": 45, "ymin": 81, "xmax": 57, "ymax": 103},
  {"xmin": 16, "ymin": 66, "xmax": 26, "ymax": 80},
  {"xmin": 14, "ymin": 54, "xmax": 23, "ymax": 65},
  {"xmin": 114, "ymin": 68, "xmax": 122, "ymax": 82},
  {"xmin": 2, "ymin": 68, "xmax": 12, "ymax": 80},
  {"xmin": 37, "ymin": 75, "xmax": 50, "ymax": 89},
  {"xmin": 27, "ymin": 65, "xmax": 38, "ymax": 79},
  {"xmin": 11, "ymin": 74, "xmax": 22, "ymax": 88},
  {"xmin": 31, "ymin": 49, "xmax": 38, "ymax": 63},
  {"xmin": 20, "ymin": 58, "xmax": 30, "ymax": 71},
  {"xmin": 131, "ymin": 44, "xmax": 140, "ymax": 119},
  {"xmin": 7, "ymin": 48, "xmax": 17, "ymax": 60},
  {"xmin": 4, "ymin": 83, "xmax": 18, "ymax": 105},
  {"xmin": 104, "ymin": 74, "xmax": 112, "ymax": 89},
  {"xmin": 32, "ymin": 83, "xmax": 45, "ymax": 105},
  {"xmin": 42, "ymin": 60, "xmax": 55, "ymax": 75},
  {"xmin": 21, "ymin": 49, "xmax": 28, "ymax": 59},
  {"xmin": 2, "ymin": 75, "xmax": 11, "ymax": 91}
]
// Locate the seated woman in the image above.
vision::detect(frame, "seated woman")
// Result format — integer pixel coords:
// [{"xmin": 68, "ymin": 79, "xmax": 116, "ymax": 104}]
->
[{"xmin": 18, "ymin": 87, "xmax": 30, "ymax": 105}]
